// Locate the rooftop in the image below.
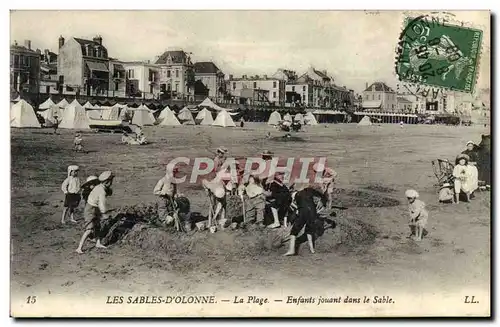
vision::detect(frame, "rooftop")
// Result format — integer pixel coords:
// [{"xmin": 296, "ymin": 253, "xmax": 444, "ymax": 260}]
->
[
  {"xmin": 194, "ymin": 62, "xmax": 222, "ymax": 74},
  {"xmin": 364, "ymin": 82, "xmax": 395, "ymax": 93},
  {"xmin": 155, "ymin": 50, "xmax": 189, "ymax": 65}
]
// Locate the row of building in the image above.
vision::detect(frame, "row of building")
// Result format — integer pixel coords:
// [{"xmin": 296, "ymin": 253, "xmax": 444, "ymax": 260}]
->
[
  {"xmin": 10, "ymin": 35, "xmax": 354, "ymax": 109},
  {"xmin": 10, "ymin": 35, "xmax": 489, "ymax": 115}
]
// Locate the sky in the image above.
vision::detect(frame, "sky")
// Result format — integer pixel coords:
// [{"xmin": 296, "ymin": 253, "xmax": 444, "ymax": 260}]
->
[{"xmin": 10, "ymin": 10, "xmax": 490, "ymax": 94}]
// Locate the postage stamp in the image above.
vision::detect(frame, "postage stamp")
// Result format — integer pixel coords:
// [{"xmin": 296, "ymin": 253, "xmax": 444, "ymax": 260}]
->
[
  {"xmin": 8, "ymin": 10, "xmax": 491, "ymax": 318},
  {"xmin": 396, "ymin": 16, "xmax": 483, "ymax": 93}
]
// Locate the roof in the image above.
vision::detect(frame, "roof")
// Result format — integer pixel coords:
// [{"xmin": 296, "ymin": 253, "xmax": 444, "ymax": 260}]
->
[
  {"xmin": 73, "ymin": 37, "xmax": 108, "ymax": 57},
  {"xmin": 364, "ymin": 82, "xmax": 395, "ymax": 93},
  {"xmin": 312, "ymin": 69, "xmax": 330, "ymax": 80},
  {"xmin": 10, "ymin": 44, "xmax": 38, "ymax": 54},
  {"xmin": 397, "ymin": 96, "xmax": 412, "ymax": 104},
  {"xmin": 194, "ymin": 62, "xmax": 221, "ymax": 74},
  {"xmin": 155, "ymin": 50, "xmax": 188, "ymax": 64}
]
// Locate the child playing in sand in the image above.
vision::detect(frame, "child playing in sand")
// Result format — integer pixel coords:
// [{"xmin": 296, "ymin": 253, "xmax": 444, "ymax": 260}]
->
[
  {"xmin": 76, "ymin": 170, "xmax": 114, "ymax": 254},
  {"xmin": 405, "ymin": 189, "xmax": 428, "ymax": 241},
  {"xmin": 74, "ymin": 133, "xmax": 83, "ymax": 152},
  {"xmin": 61, "ymin": 165, "xmax": 81, "ymax": 224}
]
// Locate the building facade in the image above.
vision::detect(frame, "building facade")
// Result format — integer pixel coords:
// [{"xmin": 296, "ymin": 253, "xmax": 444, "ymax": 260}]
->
[
  {"xmin": 122, "ymin": 61, "xmax": 160, "ymax": 99},
  {"xmin": 286, "ymin": 67, "xmax": 351, "ymax": 109},
  {"xmin": 58, "ymin": 35, "xmax": 111, "ymax": 96},
  {"xmin": 362, "ymin": 82, "xmax": 397, "ymax": 111},
  {"xmin": 10, "ymin": 40, "xmax": 40, "ymax": 94},
  {"xmin": 194, "ymin": 62, "xmax": 225, "ymax": 102},
  {"xmin": 39, "ymin": 49, "xmax": 58, "ymax": 94},
  {"xmin": 227, "ymin": 73, "xmax": 285, "ymax": 106},
  {"xmin": 155, "ymin": 50, "xmax": 195, "ymax": 101}
]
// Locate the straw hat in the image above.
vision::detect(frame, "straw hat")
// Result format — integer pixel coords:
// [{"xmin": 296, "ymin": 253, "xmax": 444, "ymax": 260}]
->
[
  {"xmin": 466, "ymin": 141, "xmax": 475, "ymax": 146},
  {"xmin": 313, "ymin": 162, "xmax": 325, "ymax": 173},
  {"xmin": 81, "ymin": 175, "xmax": 99, "ymax": 188},
  {"xmin": 440, "ymin": 183, "xmax": 452, "ymax": 190},
  {"xmin": 99, "ymin": 170, "xmax": 114, "ymax": 182},
  {"xmin": 405, "ymin": 189, "xmax": 419, "ymax": 198},
  {"xmin": 67, "ymin": 165, "xmax": 79, "ymax": 176},
  {"xmin": 261, "ymin": 150, "xmax": 274, "ymax": 157},
  {"xmin": 456, "ymin": 153, "xmax": 470, "ymax": 163},
  {"xmin": 216, "ymin": 147, "xmax": 228, "ymax": 154}
]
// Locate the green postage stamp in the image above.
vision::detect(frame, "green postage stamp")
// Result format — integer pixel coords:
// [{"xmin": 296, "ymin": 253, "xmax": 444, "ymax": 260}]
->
[{"xmin": 396, "ymin": 16, "xmax": 483, "ymax": 93}]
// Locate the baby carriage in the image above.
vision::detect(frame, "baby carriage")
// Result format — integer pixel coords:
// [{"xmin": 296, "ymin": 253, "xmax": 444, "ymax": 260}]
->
[{"xmin": 431, "ymin": 159, "xmax": 455, "ymax": 187}]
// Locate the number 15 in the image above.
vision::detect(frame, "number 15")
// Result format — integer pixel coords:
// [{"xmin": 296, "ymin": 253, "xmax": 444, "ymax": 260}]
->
[{"xmin": 26, "ymin": 296, "xmax": 36, "ymax": 304}]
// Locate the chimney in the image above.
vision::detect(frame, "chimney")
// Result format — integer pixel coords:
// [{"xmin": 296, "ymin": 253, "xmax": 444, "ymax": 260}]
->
[
  {"xmin": 24, "ymin": 40, "xmax": 31, "ymax": 50},
  {"xmin": 58, "ymin": 36, "xmax": 65, "ymax": 49},
  {"xmin": 13, "ymin": 40, "xmax": 18, "ymax": 46},
  {"xmin": 93, "ymin": 35, "xmax": 102, "ymax": 45}
]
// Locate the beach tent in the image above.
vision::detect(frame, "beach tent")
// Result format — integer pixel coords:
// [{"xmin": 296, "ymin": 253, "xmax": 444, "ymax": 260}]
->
[
  {"xmin": 100, "ymin": 104, "xmax": 122, "ymax": 120},
  {"xmin": 158, "ymin": 106, "xmax": 173, "ymax": 121},
  {"xmin": 57, "ymin": 98, "xmax": 70, "ymax": 109},
  {"xmin": 159, "ymin": 108, "xmax": 181, "ymax": 126},
  {"xmin": 294, "ymin": 113, "xmax": 305, "ymax": 124},
  {"xmin": 357, "ymin": 115, "xmax": 372, "ymax": 126},
  {"xmin": 10, "ymin": 99, "xmax": 40, "ymax": 128},
  {"xmin": 304, "ymin": 112, "xmax": 318, "ymax": 125},
  {"xmin": 131, "ymin": 105, "xmax": 155, "ymax": 126},
  {"xmin": 83, "ymin": 101, "xmax": 95, "ymax": 109},
  {"xmin": 267, "ymin": 111, "xmax": 281, "ymax": 125},
  {"xmin": 39, "ymin": 97, "xmax": 56, "ymax": 110},
  {"xmin": 86, "ymin": 107, "xmax": 105, "ymax": 120},
  {"xmin": 198, "ymin": 97, "xmax": 226, "ymax": 111},
  {"xmin": 212, "ymin": 110, "xmax": 236, "ymax": 127},
  {"xmin": 59, "ymin": 100, "xmax": 91, "ymax": 129},
  {"xmin": 195, "ymin": 108, "xmax": 214, "ymax": 125},
  {"xmin": 283, "ymin": 113, "xmax": 292, "ymax": 121},
  {"xmin": 177, "ymin": 107, "xmax": 195, "ymax": 125}
]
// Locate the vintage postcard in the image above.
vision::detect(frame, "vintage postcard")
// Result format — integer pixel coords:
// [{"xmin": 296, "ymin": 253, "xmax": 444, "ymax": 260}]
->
[{"xmin": 10, "ymin": 10, "xmax": 491, "ymax": 317}]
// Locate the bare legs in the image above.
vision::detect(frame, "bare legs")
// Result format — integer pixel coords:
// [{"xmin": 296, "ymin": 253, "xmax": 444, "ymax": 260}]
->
[
  {"xmin": 283, "ymin": 234, "xmax": 315, "ymax": 256},
  {"xmin": 268, "ymin": 207, "xmax": 280, "ymax": 229},
  {"xmin": 75, "ymin": 229, "xmax": 107, "ymax": 254},
  {"xmin": 61, "ymin": 208, "xmax": 77, "ymax": 224}
]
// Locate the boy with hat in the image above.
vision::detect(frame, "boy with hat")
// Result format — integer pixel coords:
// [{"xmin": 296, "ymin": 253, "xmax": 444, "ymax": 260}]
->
[
  {"xmin": 405, "ymin": 189, "xmax": 428, "ymax": 241},
  {"xmin": 264, "ymin": 172, "xmax": 291, "ymax": 229},
  {"xmin": 153, "ymin": 166, "xmax": 178, "ymax": 224},
  {"xmin": 214, "ymin": 147, "xmax": 228, "ymax": 173},
  {"xmin": 61, "ymin": 165, "xmax": 81, "ymax": 224},
  {"xmin": 76, "ymin": 170, "xmax": 114, "ymax": 254}
]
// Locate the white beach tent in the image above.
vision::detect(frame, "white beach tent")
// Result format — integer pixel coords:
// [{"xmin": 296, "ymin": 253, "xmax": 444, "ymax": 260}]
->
[
  {"xmin": 57, "ymin": 98, "xmax": 70, "ymax": 109},
  {"xmin": 267, "ymin": 111, "xmax": 281, "ymax": 125},
  {"xmin": 195, "ymin": 108, "xmax": 214, "ymax": 125},
  {"xmin": 358, "ymin": 115, "xmax": 373, "ymax": 126},
  {"xmin": 39, "ymin": 97, "xmax": 56, "ymax": 110},
  {"xmin": 159, "ymin": 107, "xmax": 181, "ymax": 126},
  {"xmin": 158, "ymin": 106, "xmax": 172, "ymax": 121},
  {"xmin": 10, "ymin": 99, "xmax": 40, "ymax": 128},
  {"xmin": 294, "ymin": 113, "xmax": 305, "ymax": 124},
  {"xmin": 304, "ymin": 112, "xmax": 318, "ymax": 125},
  {"xmin": 101, "ymin": 104, "xmax": 122, "ymax": 120},
  {"xmin": 212, "ymin": 110, "xmax": 236, "ymax": 127},
  {"xmin": 198, "ymin": 97, "xmax": 226, "ymax": 111},
  {"xmin": 59, "ymin": 100, "xmax": 91, "ymax": 129},
  {"xmin": 131, "ymin": 105, "xmax": 155, "ymax": 126},
  {"xmin": 283, "ymin": 113, "xmax": 292, "ymax": 121},
  {"xmin": 177, "ymin": 107, "xmax": 195, "ymax": 125},
  {"xmin": 83, "ymin": 101, "xmax": 95, "ymax": 109}
]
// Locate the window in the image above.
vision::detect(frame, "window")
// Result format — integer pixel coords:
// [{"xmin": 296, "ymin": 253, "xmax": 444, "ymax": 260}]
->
[
  {"xmin": 127, "ymin": 69, "xmax": 134, "ymax": 79},
  {"xmin": 303, "ymin": 86, "xmax": 306, "ymax": 91},
  {"xmin": 392, "ymin": 104, "xmax": 395, "ymax": 109},
  {"xmin": 378, "ymin": 94, "xmax": 381, "ymax": 100},
  {"xmin": 150, "ymin": 85, "xmax": 153, "ymax": 94},
  {"xmin": 176, "ymin": 70, "xmax": 179, "ymax": 78},
  {"xmin": 233, "ymin": 82, "xmax": 236, "ymax": 90},
  {"xmin": 372, "ymin": 94, "xmax": 375, "ymax": 100},
  {"xmin": 292, "ymin": 86, "xmax": 295, "ymax": 92},
  {"xmin": 253, "ymin": 82, "xmax": 257, "ymax": 88},
  {"xmin": 20, "ymin": 55, "xmax": 24, "ymax": 66},
  {"xmin": 167, "ymin": 70, "xmax": 171, "ymax": 78},
  {"xmin": 175, "ymin": 83, "xmax": 179, "ymax": 91},
  {"xmin": 115, "ymin": 82, "xmax": 119, "ymax": 91},
  {"xmin": 273, "ymin": 81, "xmax": 277, "ymax": 88},
  {"xmin": 273, "ymin": 91, "xmax": 277, "ymax": 98}
]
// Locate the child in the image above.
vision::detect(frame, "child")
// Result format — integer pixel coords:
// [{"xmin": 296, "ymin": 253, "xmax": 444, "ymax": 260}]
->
[
  {"xmin": 313, "ymin": 162, "xmax": 338, "ymax": 210},
  {"xmin": 453, "ymin": 154, "xmax": 474, "ymax": 203},
  {"xmin": 81, "ymin": 175, "xmax": 99, "ymax": 204},
  {"xmin": 53, "ymin": 115, "xmax": 59, "ymax": 135},
  {"xmin": 213, "ymin": 147, "xmax": 228, "ymax": 173},
  {"xmin": 76, "ymin": 170, "xmax": 114, "ymax": 254},
  {"xmin": 438, "ymin": 183, "xmax": 454, "ymax": 203},
  {"xmin": 74, "ymin": 133, "xmax": 83, "ymax": 152},
  {"xmin": 244, "ymin": 175, "xmax": 266, "ymax": 227},
  {"xmin": 61, "ymin": 165, "xmax": 81, "ymax": 224},
  {"xmin": 405, "ymin": 189, "xmax": 428, "ymax": 241},
  {"xmin": 284, "ymin": 183, "xmax": 328, "ymax": 256},
  {"xmin": 153, "ymin": 166, "xmax": 178, "ymax": 225}
]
